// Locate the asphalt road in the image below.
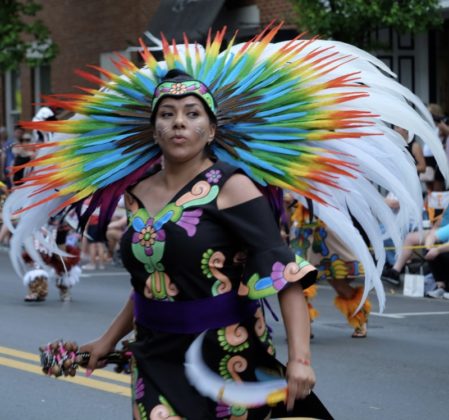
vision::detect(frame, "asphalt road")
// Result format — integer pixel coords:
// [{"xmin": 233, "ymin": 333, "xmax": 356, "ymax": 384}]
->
[{"xmin": 1, "ymin": 249, "xmax": 448, "ymax": 420}]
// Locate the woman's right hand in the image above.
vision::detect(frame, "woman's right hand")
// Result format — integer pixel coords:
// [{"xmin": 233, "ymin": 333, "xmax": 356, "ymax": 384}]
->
[
  {"xmin": 79, "ymin": 295, "xmax": 134, "ymax": 376},
  {"xmin": 79, "ymin": 337, "xmax": 116, "ymax": 375}
]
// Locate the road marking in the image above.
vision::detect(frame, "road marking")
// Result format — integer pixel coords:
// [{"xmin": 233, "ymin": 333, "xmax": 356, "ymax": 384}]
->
[
  {"xmin": 372, "ymin": 311, "xmax": 449, "ymax": 319},
  {"xmin": 0, "ymin": 345, "xmax": 131, "ymax": 394},
  {"xmin": 80, "ymin": 271, "xmax": 127, "ymax": 277},
  {"xmin": 0, "ymin": 345, "xmax": 38, "ymax": 362},
  {"xmin": 0, "ymin": 356, "xmax": 131, "ymax": 396},
  {"xmin": 0, "ymin": 345, "xmax": 130, "ymax": 383}
]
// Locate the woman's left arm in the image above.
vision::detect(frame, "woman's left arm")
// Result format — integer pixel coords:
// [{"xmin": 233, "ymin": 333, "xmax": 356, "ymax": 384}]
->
[
  {"xmin": 278, "ymin": 282, "xmax": 316, "ymax": 410},
  {"xmin": 218, "ymin": 172, "xmax": 317, "ymax": 410}
]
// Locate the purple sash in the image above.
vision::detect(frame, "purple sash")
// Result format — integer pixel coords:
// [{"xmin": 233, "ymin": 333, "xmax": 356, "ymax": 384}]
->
[{"xmin": 133, "ymin": 291, "xmax": 258, "ymax": 334}]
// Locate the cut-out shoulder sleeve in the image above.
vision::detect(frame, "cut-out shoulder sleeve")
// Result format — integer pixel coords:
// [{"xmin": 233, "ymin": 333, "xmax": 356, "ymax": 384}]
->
[
  {"xmin": 219, "ymin": 196, "xmax": 316, "ymax": 299},
  {"xmin": 217, "ymin": 173, "xmax": 262, "ymax": 210}
]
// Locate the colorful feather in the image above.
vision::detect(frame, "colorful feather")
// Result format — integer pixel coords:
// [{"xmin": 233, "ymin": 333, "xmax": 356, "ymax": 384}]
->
[{"xmin": 4, "ymin": 23, "xmax": 448, "ymax": 314}]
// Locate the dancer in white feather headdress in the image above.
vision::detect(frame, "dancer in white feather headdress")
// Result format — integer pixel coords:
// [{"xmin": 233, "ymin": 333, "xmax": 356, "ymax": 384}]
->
[
  {"xmin": 21, "ymin": 214, "xmax": 81, "ymax": 302},
  {"xmin": 3, "ymin": 23, "xmax": 448, "ymax": 415}
]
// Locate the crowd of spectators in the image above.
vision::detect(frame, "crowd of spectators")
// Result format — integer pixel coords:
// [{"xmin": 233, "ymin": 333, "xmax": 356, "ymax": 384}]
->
[{"xmin": 381, "ymin": 103, "xmax": 449, "ymax": 299}]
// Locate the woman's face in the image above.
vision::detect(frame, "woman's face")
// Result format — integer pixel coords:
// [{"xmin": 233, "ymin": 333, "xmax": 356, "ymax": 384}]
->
[{"xmin": 153, "ymin": 95, "xmax": 216, "ymax": 164}]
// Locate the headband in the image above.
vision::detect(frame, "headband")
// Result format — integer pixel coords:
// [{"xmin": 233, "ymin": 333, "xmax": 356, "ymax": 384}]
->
[{"xmin": 151, "ymin": 79, "xmax": 217, "ymax": 117}]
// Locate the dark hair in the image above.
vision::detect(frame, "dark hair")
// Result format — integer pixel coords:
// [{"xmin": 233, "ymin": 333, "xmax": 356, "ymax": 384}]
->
[
  {"xmin": 151, "ymin": 69, "xmax": 217, "ymax": 124},
  {"xmin": 432, "ymin": 114, "xmax": 449, "ymax": 124},
  {"xmin": 164, "ymin": 69, "xmax": 191, "ymax": 81}
]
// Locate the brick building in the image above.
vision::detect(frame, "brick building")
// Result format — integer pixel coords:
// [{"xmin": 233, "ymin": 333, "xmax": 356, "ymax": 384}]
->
[
  {"xmin": 1, "ymin": 0, "xmax": 449, "ymax": 134},
  {"xmin": 0, "ymin": 0, "xmax": 297, "ymax": 133}
]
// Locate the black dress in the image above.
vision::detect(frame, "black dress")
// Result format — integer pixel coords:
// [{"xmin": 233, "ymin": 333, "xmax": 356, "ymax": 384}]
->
[{"xmin": 120, "ymin": 161, "xmax": 332, "ymax": 419}]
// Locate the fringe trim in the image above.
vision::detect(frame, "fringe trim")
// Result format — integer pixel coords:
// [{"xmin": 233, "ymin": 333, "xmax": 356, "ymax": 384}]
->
[
  {"xmin": 303, "ymin": 283, "xmax": 318, "ymax": 299},
  {"xmin": 304, "ymin": 284, "xmax": 319, "ymax": 320},
  {"xmin": 334, "ymin": 286, "xmax": 371, "ymax": 328},
  {"xmin": 23, "ymin": 269, "xmax": 49, "ymax": 286},
  {"xmin": 56, "ymin": 265, "xmax": 81, "ymax": 288},
  {"xmin": 307, "ymin": 303, "xmax": 320, "ymax": 321},
  {"xmin": 24, "ymin": 270, "xmax": 49, "ymax": 299}
]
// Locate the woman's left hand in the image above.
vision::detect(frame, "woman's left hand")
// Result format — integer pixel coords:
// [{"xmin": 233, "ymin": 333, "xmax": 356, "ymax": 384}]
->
[{"xmin": 285, "ymin": 359, "xmax": 316, "ymax": 411}]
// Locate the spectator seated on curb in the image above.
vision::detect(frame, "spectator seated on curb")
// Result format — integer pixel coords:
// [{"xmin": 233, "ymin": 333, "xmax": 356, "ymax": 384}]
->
[
  {"xmin": 422, "ymin": 224, "xmax": 449, "ymax": 299},
  {"xmin": 382, "ymin": 203, "xmax": 449, "ymax": 287}
]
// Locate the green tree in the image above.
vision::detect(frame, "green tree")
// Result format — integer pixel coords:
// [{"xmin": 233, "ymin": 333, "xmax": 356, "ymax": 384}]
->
[
  {"xmin": 0, "ymin": 0, "xmax": 58, "ymax": 72},
  {"xmin": 289, "ymin": 0, "xmax": 443, "ymax": 49}
]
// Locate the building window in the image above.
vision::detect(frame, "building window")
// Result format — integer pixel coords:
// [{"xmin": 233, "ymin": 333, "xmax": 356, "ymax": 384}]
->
[
  {"xmin": 4, "ymin": 70, "xmax": 22, "ymax": 134},
  {"xmin": 32, "ymin": 65, "xmax": 52, "ymax": 112}
]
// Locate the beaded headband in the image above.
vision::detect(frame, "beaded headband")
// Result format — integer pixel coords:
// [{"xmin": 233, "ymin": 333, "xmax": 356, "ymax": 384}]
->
[{"xmin": 152, "ymin": 80, "xmax": 216, "ymax": 117}]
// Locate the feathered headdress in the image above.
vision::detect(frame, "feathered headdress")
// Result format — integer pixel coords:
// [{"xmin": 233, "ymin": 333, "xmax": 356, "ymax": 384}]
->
[{"xmin": 4, "ymin": 23, "xmax": 448, "ymax": 310}]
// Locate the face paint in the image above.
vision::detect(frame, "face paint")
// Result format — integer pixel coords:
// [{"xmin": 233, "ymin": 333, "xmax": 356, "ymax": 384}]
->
[{"xmin": 153, "ymin": 95, "xmax": 216, "ymax": 164}]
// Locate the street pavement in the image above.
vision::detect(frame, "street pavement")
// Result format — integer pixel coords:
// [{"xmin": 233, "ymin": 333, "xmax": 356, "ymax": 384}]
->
[{"xmin": 1, "ymin": 248, "xmax": 448, "ymax": 420}]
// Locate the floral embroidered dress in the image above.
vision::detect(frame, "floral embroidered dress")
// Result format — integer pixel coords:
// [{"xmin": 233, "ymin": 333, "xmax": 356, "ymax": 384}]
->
[
  {"xmin": 120, "ymin": 161, "xmax": 331, "ymax": 420},
  {"xmin": 289, "ymin": 203, "xmax": 365, "ymax": 282}
]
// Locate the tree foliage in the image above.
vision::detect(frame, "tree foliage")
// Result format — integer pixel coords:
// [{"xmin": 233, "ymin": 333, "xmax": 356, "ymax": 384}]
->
[
  {"xmin": 289, "ymin": 0, "xmax": 443, "ymax": 49},
  {"xmin": 0, "ymin": 0, "xmax": 58, "ymax": 72}
]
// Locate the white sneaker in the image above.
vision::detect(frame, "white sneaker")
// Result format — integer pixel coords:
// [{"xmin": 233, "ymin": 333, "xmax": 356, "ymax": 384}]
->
[
  {"xmin": 426, "ymin": 288, "xmax": 445, "ymax": 298},
  {"xmin": 442, "ymin": 292, "xmax": 449, "ymax": 300},
  {"xmin": 82, "ymin": 263, "xmax": 96, "ymax": 270}
]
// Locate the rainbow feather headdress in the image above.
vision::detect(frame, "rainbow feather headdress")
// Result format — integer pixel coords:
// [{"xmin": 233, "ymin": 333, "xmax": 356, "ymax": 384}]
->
[{"xmin": 4, "ymin": 23, "xmax": 448, "ymax": 310}]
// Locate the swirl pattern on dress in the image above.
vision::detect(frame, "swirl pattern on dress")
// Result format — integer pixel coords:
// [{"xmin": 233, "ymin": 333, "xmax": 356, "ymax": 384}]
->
[
  {"xmin": 227, "ymin": 355, "xmax": 248, "ymax": 382},
  {"xmin": 209, "ymin": 251, "xmax": 232, "ymax": 295},
  {"xmin": 175, "ymin": 180, "xmax": 211, "ymax": 207}
]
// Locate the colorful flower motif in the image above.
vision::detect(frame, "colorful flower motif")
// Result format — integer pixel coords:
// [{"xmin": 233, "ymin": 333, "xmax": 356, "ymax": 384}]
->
[
  {"xmin": 270, "ymin": 261, "xmax": 288, "ymax": 290},
  {"xmin": 132, "ymin": 216, "xmax": 166, "ymax": 256},
  {"xmin": 175, "ymin": 208, "xmax": 202, "ymax": 237},
  {"xmin": 169, "ymin": 82, "xmax": 188, "ymax": 95},
  {"xmin": 205, "ymin": 169, "xmax": 222, "ymax": 184}
]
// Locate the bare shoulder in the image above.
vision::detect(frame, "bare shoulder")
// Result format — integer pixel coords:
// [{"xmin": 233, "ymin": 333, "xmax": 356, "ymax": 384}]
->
[
  {"xmin": 130, "ymin": 171, "xmax": 160, "ymax": 196},
  {"xmin": 217, "ymin": 173, "xmax": 262, "ymax": 210},
  {"xmin": 123, "ymin": 172, "xmax": 160, "ymax": 210}
]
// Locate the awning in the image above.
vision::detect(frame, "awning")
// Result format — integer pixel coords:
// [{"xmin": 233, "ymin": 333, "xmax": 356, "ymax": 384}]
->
[{"xmin": 147, "ymin": 0, "xmax": 226, "ymax": 43}]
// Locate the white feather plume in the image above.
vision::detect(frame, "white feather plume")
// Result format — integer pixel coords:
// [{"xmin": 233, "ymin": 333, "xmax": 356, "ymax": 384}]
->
[
  {"xmin": 185, "ymin": 332, "xmax": 287, "ymax": 407},
  {"xmin": 4, "ymin": 36, "xmax": 448, "ymax": 317}
]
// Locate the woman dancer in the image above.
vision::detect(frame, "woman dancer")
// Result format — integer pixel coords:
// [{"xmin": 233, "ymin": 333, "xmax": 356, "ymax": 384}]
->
[{"xmin": 6, "ymin": 24, "xmax": 447, "ymax": 419}]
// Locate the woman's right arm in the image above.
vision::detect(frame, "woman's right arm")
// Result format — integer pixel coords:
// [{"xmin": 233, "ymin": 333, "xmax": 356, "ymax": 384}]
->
[{"xmin": 80, "ymin": 293, "xmax": 134, "ymax": 373}]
